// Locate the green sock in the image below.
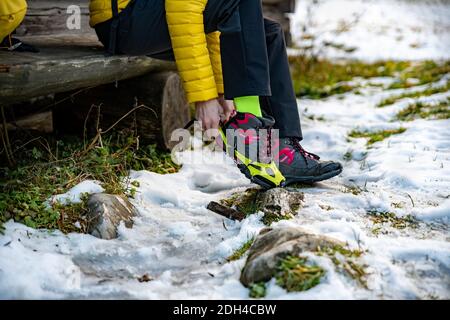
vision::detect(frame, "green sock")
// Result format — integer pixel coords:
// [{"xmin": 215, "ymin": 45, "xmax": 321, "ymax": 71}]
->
[{"xmin": 234, "ymin": 96, "xmax": 262, "ymax": 117}]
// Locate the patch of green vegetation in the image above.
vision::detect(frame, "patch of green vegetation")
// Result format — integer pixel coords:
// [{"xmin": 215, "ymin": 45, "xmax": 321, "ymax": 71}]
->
[
  {"xmin": 275, "ymin": 255, "xmax": 325, "ymax": 292},
  {"xmin": 249, "ymin": 282, "xmax": 267, "ymax": 299},
  {"xmin": 262, "ymin": 212, "xmax": 294, "ymax": 226},
  {"xmin": 0, "ymin": 130, "xmax": 179, "ymax": 233},
  {"xmin": 226, "ymin": 238, "xmax": 254, "ymax": 262},
  {"xmin": 378, "ymin": 82, "xmax": 450, "ymax": 107},
  {"xmin": 317, "ymin": 245, "xmax": 367, "ymax": 288},
  {"xmin": 387, "ymin": 61, "xmax": 450, "ymax": 89},
  {"xmin": 220, "ymin": 188, "xmax": 259, "ymax": 216},
  {"xmin": 395, "ymin": 98, "xmax": 450, "ymax": 121},
  {"xmin": 349, "ymin": 128, "xmax": 406, "ymax": 146},
  {"xmin": 343, "ymin": 151, "xmax": 353, "ymax": 161},
  {"xmin": 248, "ymin": 245, "xmax": 367, "ymax": 297},
  {"xmin": 289, "ymin": 57, "xmax": 449, "ymax": 99},
  {"xmin": 342, "ymin": 185, "xmax": 364, "ymax": 195},
  {"xmin": 289, "ymin": 56, "xmax": 412, "ymax": 99},
  {"xmin": 368, "ymin": 210, "xmax": 419, "ymax": 232}
]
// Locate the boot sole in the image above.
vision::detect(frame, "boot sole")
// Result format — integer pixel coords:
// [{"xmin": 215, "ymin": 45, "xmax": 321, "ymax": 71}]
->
[{"xmin": 284, "ymin": 167, "xmax": 343, "ymax": 186}]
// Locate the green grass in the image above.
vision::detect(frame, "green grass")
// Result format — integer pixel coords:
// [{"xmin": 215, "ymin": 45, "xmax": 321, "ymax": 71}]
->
[
  {"xmin": 348, "ymin": 128, "xmax": 406, "ymax": 146},
  {"xmin": 247, "ymin": 245, "xmax": 367, "ymax": 297},
  {"xmin": 220, "ymin": 188, "xmax": 260, "ymax": 217},
  {"xmin": 387, "ymin": 60, "xmax": 450, "ymax": 89},
  {"xmin": 317, "ymin": 245, "xmax": 367, "ymax": 288},
  {"xmin": 275, "ymin": 255, "xmax": 325, "ymax": 292},
  {"xmin": 368, "ymin": 210, "xmax": 419, "ymax": 232},
  {"xmin": 289, "ymin": 57, "xmax": 411, "ymax": 99},
  {"xmin": 226, "ymin": 238, "xmax": 254, "ymax": 262},
  {"xmin": 378, "ymin": 82, "xmax": 450, "ymax": 107},
  {"xmin": 261, "ymin": 213, "xmax": 293, "ymax": 226},
  {"xmin": 249, "ymin": 282, "xmax": 267, "ymax": 299},
  {"xmin": 0, "ymin": 130, "xmax": 179, "ymax": 233},
  {"xmin": 289, "ymin": 57, "xmax": 449, "ymax": 99},
  {"xmin": 396, "ymin": 98, "xmax": 450, "ymax": 121}
]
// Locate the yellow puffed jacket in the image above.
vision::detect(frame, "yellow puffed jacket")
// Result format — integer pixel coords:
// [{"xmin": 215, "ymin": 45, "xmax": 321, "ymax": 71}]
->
[
  {"xmin": 89, "ymin": 0, "xmax": 223, "ymax": 103},
  {"xmin": 0, "ymin": 0, "xmax": 28, "ymax": 43}
]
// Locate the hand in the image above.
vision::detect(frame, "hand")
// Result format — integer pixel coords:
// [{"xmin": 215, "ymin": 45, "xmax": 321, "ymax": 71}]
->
[
  {"xmin": 195, "ymin": 98, "xmax": 222, "ymax": 133},
  {"xmin": 218, "ymin": 95, "xmax": 235, "ymax": 122}
]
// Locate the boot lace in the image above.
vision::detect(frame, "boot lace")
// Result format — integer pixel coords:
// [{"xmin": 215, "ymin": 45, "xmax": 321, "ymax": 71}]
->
[{"xmin": 289, "ymin": 138, "xmax": 320, "ymax": 161}]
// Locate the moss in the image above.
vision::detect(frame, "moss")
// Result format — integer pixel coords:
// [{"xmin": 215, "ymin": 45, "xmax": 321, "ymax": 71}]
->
[
  {"xmin": 249, "ymin": 245, "xmax": 367, "ymax": 297},
  {"xmin": 275, "ymin": 255, "xmax": 325, "ymax": 292},
  {"xmin": 343, "ymin": 151, "xmax": 353, "ymax": 161},
  {"xmin": 395, "ymin": 98, "xmax": 450, "ymax": 121},
  {"xmin": 261, "ymin": 212, "xmax": 294, "ymax": 226},
  {"xmin": 349, "ymin": 128, "xmax": 406, "ymax": 146},
  {"xmin": 289, "ymin": 57, "xmax": 449, "ymax": 99},
  {"xmin": 289, "ymin": 57, "xmax": 412, "ymax": 99},
  {"xmin": 387, "ymin": 60, "xmax": 450, "ymax": 89},
  {"xmin": 249, "ymin": 282, "xmax": 267, "ymax": 299},
  {"xmin": 317, "ymin": 245, "xmax": 367, "ymax": 288},
  {"xmin": 342, "ymin": 185, "xmax": 364, "ymax": 195},
  {"xmin": 0, "ymin": 130, "xmax": 179, "ymax": 233},
  {"xmin": 378, "ymin": 82, "xmax": 450, "ymax": 107},
  {"xmin": 368, "ymin": 210, "xmax": 419, "ymax": 231},
  {"xmin": 226, "ymin": 238, "xmax": 255, "ymax": 262},
  {"xmin": 220, "ymin": 188, "xmax": 260, "ymax": 217}
]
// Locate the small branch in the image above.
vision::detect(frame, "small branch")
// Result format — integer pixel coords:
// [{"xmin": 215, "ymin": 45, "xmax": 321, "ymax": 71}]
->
[{"xmin": 207, "ymin": 201, "xmax": 246, "ymax": 221}]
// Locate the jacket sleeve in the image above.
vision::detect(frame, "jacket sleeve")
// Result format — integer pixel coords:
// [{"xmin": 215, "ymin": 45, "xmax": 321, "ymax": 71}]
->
[
  {"xmin": 206, "ymin": 31, "xmax": 224, "ymax": 95},
  {"xmin": 165, "ymin": 0, "xmax": 218, "ymax": 103}
]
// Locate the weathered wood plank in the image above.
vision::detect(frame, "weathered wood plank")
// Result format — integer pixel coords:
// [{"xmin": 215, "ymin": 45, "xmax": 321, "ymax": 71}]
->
[
  {"xmin": 16, "ymin": 0, "xmax": 91, "ymax": 36},
  {"xmin": 0, "ymin": 35, "xmax": 176, "ymax": 105}
]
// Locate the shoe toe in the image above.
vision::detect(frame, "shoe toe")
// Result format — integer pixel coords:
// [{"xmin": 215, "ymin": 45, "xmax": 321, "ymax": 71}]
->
[{"xmin": 320, "ymin": 161, "xmax": 343, "ymax": 174}]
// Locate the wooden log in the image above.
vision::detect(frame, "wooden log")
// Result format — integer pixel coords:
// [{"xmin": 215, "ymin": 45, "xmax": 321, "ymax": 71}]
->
[
  {"xmin": 262, "ymin": 1, "xmax": 295, "ymax": 46},
  {"xmin": 0, "ymin": 34, "xmax": 176, "ymax": 105},
  {"xmin": 263, "ymin": 0, "xmax": 296, "ymax": 13},
  {"xmin": 53, "ymin": 71, "xmax": 189, "ymax": 150},
  {"xmin": 207, "ymin": 201, "xmax": 246, "ymax": 221},
  {"xmin": 1, "ymin": 111, "xmax": 53, "ymax": 133}
]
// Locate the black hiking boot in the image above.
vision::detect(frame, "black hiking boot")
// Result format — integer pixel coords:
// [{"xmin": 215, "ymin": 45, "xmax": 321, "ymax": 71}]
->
[{"xmin": 275, "ymin": 137, "xmax": 343, "ymax": 185}]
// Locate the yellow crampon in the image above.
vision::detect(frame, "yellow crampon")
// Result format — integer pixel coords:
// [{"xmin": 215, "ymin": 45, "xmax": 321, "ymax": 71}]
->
[{"xmin": 219, "ymin": 128, "xmax": 285, "ymax": 188}]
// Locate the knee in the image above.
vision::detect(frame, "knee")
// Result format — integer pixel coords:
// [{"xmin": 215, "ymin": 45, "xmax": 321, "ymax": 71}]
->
[{"xmin": 264, "ymin": 19, "xmax": 284, "ymax": 36}]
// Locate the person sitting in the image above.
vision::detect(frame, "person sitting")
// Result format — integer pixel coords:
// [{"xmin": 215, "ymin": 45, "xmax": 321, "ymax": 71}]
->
[{"xmin": 88, "ymin": 0, "xmax": 343, "ymax": 188}]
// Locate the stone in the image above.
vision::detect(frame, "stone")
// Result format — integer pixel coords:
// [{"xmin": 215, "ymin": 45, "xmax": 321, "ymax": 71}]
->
[
  {"xmin": 214, "ymin": 187, "xmax": 304, "ymax": 224},
  {"xmin": 255, "ymin": 188, "xmax": 304, "ymax": 222},
  {"xmin": 86, "ymin": 193, "xmax": 138, "ymax": 240},
  {"xmin": 240, "ymin": 227, "xmax": 344, "ymax": 286}
]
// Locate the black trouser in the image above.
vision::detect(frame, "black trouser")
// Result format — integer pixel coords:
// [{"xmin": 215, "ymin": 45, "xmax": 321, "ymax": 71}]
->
[{"xmin": 95, "ymin": 0, "xmax": 302, "ymax": 139}]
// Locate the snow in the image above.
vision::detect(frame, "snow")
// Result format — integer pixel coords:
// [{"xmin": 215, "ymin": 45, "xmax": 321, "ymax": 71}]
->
[
  {"xmin": 292, "ymin": 0, "xmax": 450, "ymax": 61},
  {"xmin": 1, "ymin": 80, "xmax": 448, "ymax": 298},
  {"xmin": 49, "ymin": 180, "xmax": 104, "ymax": 205},
  {"xmin": 1, "ymin": 0, "xmax": 449, "ymax": 300}
]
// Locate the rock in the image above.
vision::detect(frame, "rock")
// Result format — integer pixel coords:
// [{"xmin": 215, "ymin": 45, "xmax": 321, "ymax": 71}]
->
[
  {"xmin": 214, "ymin": 187, "xmax": 304, "ymax": 224},
  {"xmin": 240, "ymin": 227, "xmax": 344, "ymax": 286},
  {"xmin": 86, "ymin": 193, "xmax": 138, "ymax": 240},
  {"xmin": 255, "ymin": 188, "xmax": 304, "ymax": 221}
]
